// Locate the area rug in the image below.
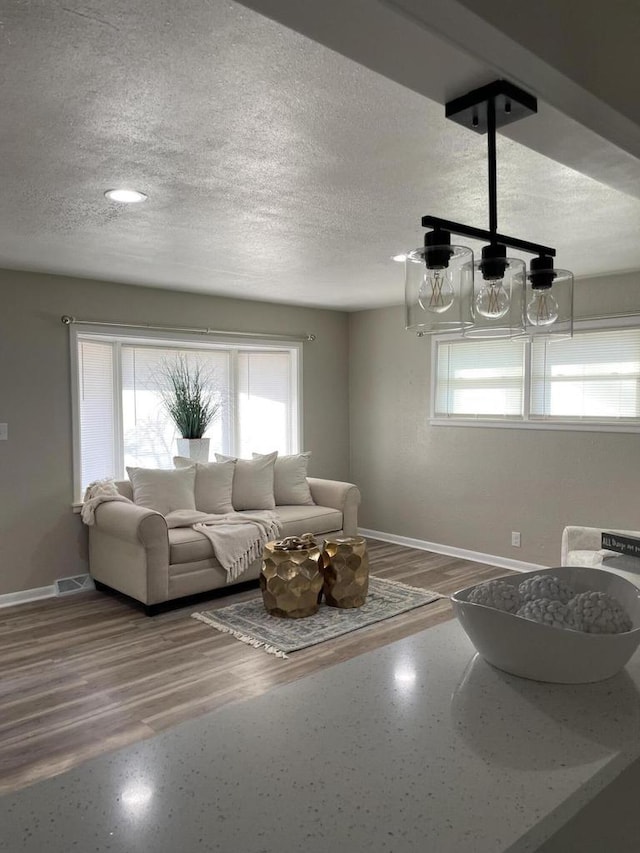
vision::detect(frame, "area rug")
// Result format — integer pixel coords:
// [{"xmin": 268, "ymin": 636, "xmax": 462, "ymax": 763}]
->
[{"xmin": 192, "ymin": 576, "xmax": 442, "ymax": 658}]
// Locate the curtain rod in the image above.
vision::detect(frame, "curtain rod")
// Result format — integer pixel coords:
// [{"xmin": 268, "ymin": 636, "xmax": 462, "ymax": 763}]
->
[{"xmin": 60, "ymin": 315, "xmax": 316, "ymax": 342}]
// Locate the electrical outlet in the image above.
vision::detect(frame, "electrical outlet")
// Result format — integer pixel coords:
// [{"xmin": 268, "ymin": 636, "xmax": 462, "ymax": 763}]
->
[
  {"xmin": 0, "ymin": 423, "xmax": 7, "ymax": 440},
  {"xmin": 511, "ymin": 531, "xmax": 521, "ymax": 547}
]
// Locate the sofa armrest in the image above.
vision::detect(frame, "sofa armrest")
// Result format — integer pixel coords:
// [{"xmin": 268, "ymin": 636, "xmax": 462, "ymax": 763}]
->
[
  {"xmin": 94, "ymin": 501, "xmax": 166, "ymax": 544},
  {"xmin": 90, "ymin": 501, "xmax": 170, "ymax": 605},
  {"xmin": 307, "ymin": 478, "xmax": 361, "ymax": 537},
  {"xmin": 561, "ymin": 525, "xmax": 640, "ymax": 565}
]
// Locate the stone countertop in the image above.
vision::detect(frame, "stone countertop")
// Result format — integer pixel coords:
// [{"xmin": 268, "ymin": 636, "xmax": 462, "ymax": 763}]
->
[{"xmin": 1, "ymin": 619, "xmax": 640, "ymax": 852}]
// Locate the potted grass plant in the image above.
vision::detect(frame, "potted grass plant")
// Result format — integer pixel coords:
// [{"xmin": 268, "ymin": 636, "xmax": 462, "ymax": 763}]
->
[{"xmin": 157, "ymin": 356, "xmax": 220, "ymax": 462}]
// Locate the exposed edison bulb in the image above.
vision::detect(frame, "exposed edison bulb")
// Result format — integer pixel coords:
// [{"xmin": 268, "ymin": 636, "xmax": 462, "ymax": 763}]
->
[
  {"xmin": 527, "ymin": 288, "xmax": 559, "ymax": 326},
  {"xmin": 418, "ymin": 268, "xmax": 455, "ymax": 313},
  {"xmin": 474, "ymin": 278, "xmax": 510, "ymax": 319}
]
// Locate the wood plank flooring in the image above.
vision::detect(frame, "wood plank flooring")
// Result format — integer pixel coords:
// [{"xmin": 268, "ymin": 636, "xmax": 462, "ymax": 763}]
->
[{"xmin": 0, "ymin": 540, "xmax": 512, "ymax": 795}]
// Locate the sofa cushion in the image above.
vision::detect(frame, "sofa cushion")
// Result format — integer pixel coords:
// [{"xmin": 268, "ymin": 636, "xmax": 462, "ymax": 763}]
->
[
  {"xmin": 169, "ymin": 527, "xmax": 215, "ymax": 565},
  {"xmin": 253, "ymin": 452, "xmax": 315, "ymax": 506},
  {"xmin": 173, "ymin": 457, "xmax": 235, "ymax": 514},
  {"xmin": 215, "ymin": 452, "xmax": 277, "ymax": 511},
  {"xmin": 267, "ymin": 505, "xmax": 343, "ymax": 538},
  {"xmin": 126, "ymin": 465, "xmax": 196, "ymax": 515},
  {"xmin": 566, "ymin": 549, "xmax": 616, "ymax": 568},
  {"xmin": 168, "ymin": 505, "xmax": 344, "ymax": 565}
]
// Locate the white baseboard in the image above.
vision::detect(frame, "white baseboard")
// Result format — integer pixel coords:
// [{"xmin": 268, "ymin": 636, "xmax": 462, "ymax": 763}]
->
[
  {"xmin": 0, "ymin": 584, "xmax": 57, "ymax": 609},
  {"xmin": 359, "ymin": 528, "xmax": 546, "ymax": 574}
]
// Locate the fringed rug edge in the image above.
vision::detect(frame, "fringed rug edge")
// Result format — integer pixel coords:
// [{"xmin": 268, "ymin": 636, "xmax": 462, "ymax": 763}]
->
[{"xmin": 191, "ymin": 611, "xmax": 289, "ymax": 658}]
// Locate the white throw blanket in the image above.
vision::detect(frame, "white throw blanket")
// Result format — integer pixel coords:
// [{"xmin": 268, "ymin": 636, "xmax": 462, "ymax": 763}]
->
[
  {"xmin": 165, "ymin": 510, "xmax": 282, "ymax": 583},
  {"xmin": 82, "ymin": 479, "xmax": 132, "ymax": 525}
]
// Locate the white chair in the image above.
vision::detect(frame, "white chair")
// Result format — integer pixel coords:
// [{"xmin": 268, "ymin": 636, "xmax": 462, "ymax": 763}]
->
[{"xmin": 562, "ymin": 526, "xmax": 640, "ymax": 586}]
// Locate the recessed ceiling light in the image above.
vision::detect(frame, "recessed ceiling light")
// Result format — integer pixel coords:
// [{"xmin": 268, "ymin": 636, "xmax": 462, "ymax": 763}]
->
[
  {"xmin": 392, "ymin": 254, "xmax": 407, "ymax": 262},
  {"xmin": 104, "ymin": 189, "xmax": 148, "ymax": 203}
]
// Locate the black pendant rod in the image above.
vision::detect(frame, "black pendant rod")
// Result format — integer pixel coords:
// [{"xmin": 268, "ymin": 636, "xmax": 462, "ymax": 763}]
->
[
  {"xmin": 423, "ymin": 81, "xmax": 556, "ymax": 259},
  {"xmin": 421, "ymin": 216, "xmax": 556, "ymax": 257},
  {"xmin": 487, "ymin": 95, "xmax": 498, "ymax": 238}
]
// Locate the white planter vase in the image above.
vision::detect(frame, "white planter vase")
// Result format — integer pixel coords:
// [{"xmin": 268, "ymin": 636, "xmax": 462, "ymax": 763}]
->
[{"xmin": 176, "ymin": 437, "xmax": 210, "ymax": 463}]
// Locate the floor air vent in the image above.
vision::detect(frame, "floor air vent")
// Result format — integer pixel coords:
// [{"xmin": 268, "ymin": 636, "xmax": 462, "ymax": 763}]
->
[{"xmin": 55, "ymin": 575, "xmax": 95, "ymax": 596}]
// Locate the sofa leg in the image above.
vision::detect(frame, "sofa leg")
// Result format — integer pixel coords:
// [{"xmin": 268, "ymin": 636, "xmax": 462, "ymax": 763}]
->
[{"xmin": 94, "ymin": 579, "xmax": 162, "ymax": 616}]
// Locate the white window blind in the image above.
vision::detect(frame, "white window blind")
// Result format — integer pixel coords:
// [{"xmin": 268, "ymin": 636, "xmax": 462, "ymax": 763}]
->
[
  {"xmin": 121, "ymin": 346, "xmax": 230, "ymax": 469},
  {"xmin": 435, "ymin": 338, "xmax": 525, "ymax": 418},
  {"xmin": 530, "ymin": 328, "xmax": 640, "ymax": 421},
  {"xmin": 73, "ymin": 331, "xmax": 301, "ymax": 499},
  {"xmin": 237, "ymin": 351, "xmax": 297, "ymax": 457},
  {"xmin": 78, "ymin": 340, "xmax": 116, "ymax": 488}
]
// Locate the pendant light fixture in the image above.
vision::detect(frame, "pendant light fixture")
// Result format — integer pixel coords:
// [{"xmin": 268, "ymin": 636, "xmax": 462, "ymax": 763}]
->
[{"xmin": 404, "ymin": 80, "xmax": 573, "ymax": 338}]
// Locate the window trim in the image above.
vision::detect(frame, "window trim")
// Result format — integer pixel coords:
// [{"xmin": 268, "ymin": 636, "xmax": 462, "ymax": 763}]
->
[
  {"xmin": 429, "ymin": 316, "xmax": 640, "ymax": 434},
  {"xmin": 70, "ymin": 323, "xmax": 303, "ymax": 503}
]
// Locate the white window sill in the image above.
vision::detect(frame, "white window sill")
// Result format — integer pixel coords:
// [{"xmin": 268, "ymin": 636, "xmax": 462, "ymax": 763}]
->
[{"xmin": 430, "ymin": 418, "xmax": 640, "ymax": 434}]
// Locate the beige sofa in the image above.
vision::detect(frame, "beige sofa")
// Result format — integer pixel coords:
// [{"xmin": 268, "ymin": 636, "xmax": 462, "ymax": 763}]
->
[{"xmin": 89, "ymin": 477, "xmax": 361, "ymax": 614}]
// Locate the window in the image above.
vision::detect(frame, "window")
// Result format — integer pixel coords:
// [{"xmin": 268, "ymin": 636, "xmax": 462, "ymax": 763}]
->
[
  {"xmin": 435, "ymin": 338, "xmax": 525, "ymax": 419},
  {"xmin": 530, "ymin": 329, "xmax": 640, "ymax": 420},
  {"xmin": 72, "ymin": 327, "xmax": 301, "ymax": 500},
  {"xmin": 432, "ymin": 323, "xmax": 640, "ymax": 431}
]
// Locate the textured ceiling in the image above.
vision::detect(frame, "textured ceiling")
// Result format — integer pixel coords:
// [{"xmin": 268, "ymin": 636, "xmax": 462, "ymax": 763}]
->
[{"xmin": 0, "ymin": 0, "xmax": 639, "ymax": 310}]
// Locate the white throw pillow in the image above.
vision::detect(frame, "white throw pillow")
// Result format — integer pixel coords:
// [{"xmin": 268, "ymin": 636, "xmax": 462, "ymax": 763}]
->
[
  {"xmin": 126, "ymin": 466, "xmax": 196, "ymax": 515},
  {"xmin": 173, "ymin": 457, "xmax": 235, "ymax": 514},
  {"xmin": 215, "ymin": 452, "xmax": 277, "ymax": 511},
  {"xmin": 253, "ymin": 451, "xmax": 314, "ymax": 506}
]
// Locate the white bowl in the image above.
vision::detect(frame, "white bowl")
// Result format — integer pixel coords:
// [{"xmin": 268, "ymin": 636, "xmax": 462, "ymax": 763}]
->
[{"xmin": 451, "ymin": 566, "xmax": 640, "ymax": 683}]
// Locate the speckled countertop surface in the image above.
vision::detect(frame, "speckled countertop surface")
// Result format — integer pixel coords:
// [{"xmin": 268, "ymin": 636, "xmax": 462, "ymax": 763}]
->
[{"xmin": 1, "ymin": 619, "xmax": 640, "ymax": 853}]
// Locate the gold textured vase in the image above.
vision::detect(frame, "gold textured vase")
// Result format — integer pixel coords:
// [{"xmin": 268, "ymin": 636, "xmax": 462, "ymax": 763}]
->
[
  {"xmin": 322, "ymin": 536, "xmax": 369, "ymax": 608},
  {"xmin": 260, "ymin": 541, "xmax": 324, "ymax": 618}
]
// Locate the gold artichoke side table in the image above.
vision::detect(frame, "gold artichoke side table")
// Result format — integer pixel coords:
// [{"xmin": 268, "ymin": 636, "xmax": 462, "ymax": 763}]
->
[
  {"xmin": 260, "ymin": 540, "xmax": 324, "ymax": 618},
  {"xmin": 322, "ymin": 536, "xmax": 369, "ymax": 608}
]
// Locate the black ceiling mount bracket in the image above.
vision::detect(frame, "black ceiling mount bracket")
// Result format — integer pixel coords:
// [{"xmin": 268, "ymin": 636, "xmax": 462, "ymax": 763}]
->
[{"xmin": 445, "ymin": 79, "xmax": 537, "ymax": 135}]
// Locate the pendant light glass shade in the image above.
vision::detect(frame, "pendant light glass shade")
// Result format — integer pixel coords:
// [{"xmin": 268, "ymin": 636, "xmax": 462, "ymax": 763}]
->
[
  {"xmin": 405, "ymin": 244, "xmax": 474, "ymax": 334},
  {"xmin": 463, "ymin": 256, "xmax": 526, "ymax": 338},
  {"xmin": 522, "ymin": 267, "xmax": 574, "ymax": 338}
]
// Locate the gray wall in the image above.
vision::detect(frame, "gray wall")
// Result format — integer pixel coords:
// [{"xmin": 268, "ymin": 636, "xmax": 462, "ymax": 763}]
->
[
  {"xmin": 349, "ymin": 272, "xmax": 640, "ymax": 566},
  {"xmin": 0, "ymin": 269, "xmax": 349, "ymax": 596}
]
